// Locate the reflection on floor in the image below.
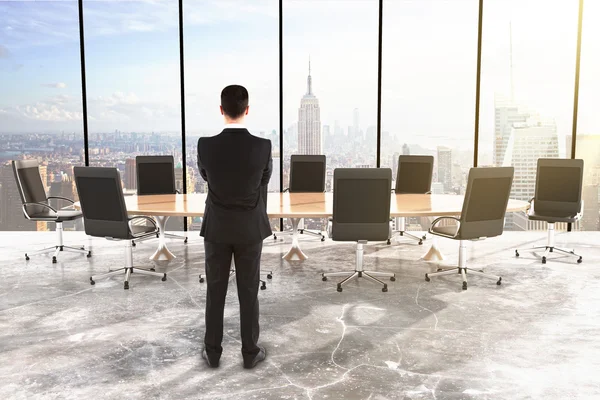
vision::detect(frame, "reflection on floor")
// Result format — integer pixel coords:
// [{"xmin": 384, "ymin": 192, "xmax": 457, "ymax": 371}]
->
[{"xmin": 1, "ymin": 230, "xmax": 599, "ymax": 399}]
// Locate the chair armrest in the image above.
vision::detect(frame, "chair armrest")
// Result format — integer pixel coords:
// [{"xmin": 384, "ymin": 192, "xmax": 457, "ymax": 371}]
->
[
  {"xmin": 175, "ymin": 190, "xmax": 181, "ymax": 194},
  {"xmin": 129, "ymin": 215, "xmax": 158, "ymax": 230},
  {"xmin": 429, "ymin": 216, "xmax": 461, "ymax": 239},
  {"xmin": 283, "ymin": 188, "xmax": 290, "ymax": 193},
  {"xmin": 47, "ymin": 196, "xmax": 75, "ymax": 204},
  {"xmin": 22, "ymin": 202, "xmax": 58, "ymax": 219},
  {"xmin": 391, "ymin": 188, "xmax": 395, "ymax": 193},
  {"xmin": 425, "ymin": 191, "xmax": 432, "ymax": 195}
]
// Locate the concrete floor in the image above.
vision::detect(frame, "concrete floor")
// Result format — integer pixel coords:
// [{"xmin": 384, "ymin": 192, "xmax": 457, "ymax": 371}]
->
[{"xmin": 1, "ymin": 230, "xmax": 599, "ymax": 400}]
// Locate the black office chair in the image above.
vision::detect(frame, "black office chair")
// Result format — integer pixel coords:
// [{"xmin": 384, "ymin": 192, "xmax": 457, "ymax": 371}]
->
[
  {"xmin": 322, "ymin": 168, "xmax": 396, "ymax": 292},
  {"xmin": 274, "ymin": 154, "xmax": 326, "ymax": 241},
  {"xmin": 515, "ymin": 158, "xmax": 584, "ymax": 264},
  {"xmin": 135, "ymin": 155, "xmax": 187, "ymax": 245},
  {"xmin": 74, "ymin": 166, "xmax": 167, "ymax": 290},
  {"xmin": 12, "ymin": 160, "xmax": 90, "ymax": 263},
  {"xmin": 388, "ymin": 155, "xmax": 434, "ymax": 246},
  {"xmin": 425, "ymin": 167, "xmax": 514, "ymax": 290}
]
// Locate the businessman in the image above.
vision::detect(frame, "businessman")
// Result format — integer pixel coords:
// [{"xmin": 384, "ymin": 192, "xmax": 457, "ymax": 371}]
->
[{"xmin": 197, "ymin": 85, "xmax": 272, "ymax": 369}]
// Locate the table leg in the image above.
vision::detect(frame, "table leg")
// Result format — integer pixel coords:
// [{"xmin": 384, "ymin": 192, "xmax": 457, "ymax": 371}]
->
[
  {"xmin": 150, "ymin": 215, "xmax": 176, "ymax": 261},
  {"xmin": 421, "ymin": 236, "xmax": 444, "ymax": 261},
  {"xmin": 282, "ymin": 218, "xmax": 308, "ymax": 261}
]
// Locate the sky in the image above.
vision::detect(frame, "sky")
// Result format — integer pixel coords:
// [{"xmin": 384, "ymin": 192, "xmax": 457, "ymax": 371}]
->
[{"xmin": 0, "ymin": 0, "xmax": 598, "ymax": 153}]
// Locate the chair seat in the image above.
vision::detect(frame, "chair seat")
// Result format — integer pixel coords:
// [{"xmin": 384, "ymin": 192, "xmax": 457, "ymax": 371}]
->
[
  {"xmin": 430, "ymin": 225, "xmax": 459, "ymax": 239},
  {"xmin": 130, "ymin": 224, "xmax": 158, "ymax": 238},
  {"xmin": 528, "ymin": 209, "xmax": 579, "ymax": 224},
  {"xmin": 29, "ymin": 209, "xmax": 82, "ymax": 222}
]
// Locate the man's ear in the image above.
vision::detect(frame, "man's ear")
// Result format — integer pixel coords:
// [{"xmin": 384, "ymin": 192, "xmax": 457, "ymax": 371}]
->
[
  {"xmin": 220, "ymin": 105, "xmax": 224, "ymax": 115},
  {"xmin": 245, "ymin": 106, "xmax": 249, "ymax": 115}
]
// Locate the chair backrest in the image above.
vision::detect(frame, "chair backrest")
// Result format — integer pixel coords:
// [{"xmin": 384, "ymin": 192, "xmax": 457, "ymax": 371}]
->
[
  {"xmin": 289, "ymin": 155, "xmax": 326, "ymax": 192},
  {"xmin": 135, "ymin": 155, "xmax": 177, "ymax": 195},
  {"xmin": 533, "ymin": 158, "xmax": 584, "ymax": 217},
  {"xmin": 73, "ymin": 167, "xmax": 131, "ymax": 239},
  {"xmin": 395, "ymin": 155, "xmax": 434, "ymax": 194},
  {"xmin": 331, "ymin": 168, "xmax": 392, "ymax": 242},
  {"xmin": 12, "ymin": 159, "xmax": 48, "ymax": 217},
  {"xmin": 458, "ymin": 167, "xmax": 514, "ymax": 240}
]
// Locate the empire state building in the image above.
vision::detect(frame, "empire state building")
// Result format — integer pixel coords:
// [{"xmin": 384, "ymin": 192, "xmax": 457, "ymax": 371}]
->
[{"xmin": 297, "ymin": 59, "xmax": 322, "ymax": 155}]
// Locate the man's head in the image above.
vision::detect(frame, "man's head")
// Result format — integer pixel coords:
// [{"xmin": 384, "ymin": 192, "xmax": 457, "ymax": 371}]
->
[{"xmin": 220, "ymin": 85, "xmax": 249, "ymax": 122}]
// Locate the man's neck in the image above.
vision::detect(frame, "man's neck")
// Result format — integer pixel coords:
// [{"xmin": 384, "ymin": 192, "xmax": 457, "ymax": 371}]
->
[{"xmin": 224, "ymin": 118, "xmax": 245, "ymax": 125}]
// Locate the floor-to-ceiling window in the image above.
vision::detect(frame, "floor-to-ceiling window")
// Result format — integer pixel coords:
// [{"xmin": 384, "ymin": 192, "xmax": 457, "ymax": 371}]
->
[
  {"xmin": 0, "ymin": 0, "xmax": 85, "ymax": 232},
  {"xmin": 183, "ymin": 0, "xmax": 280, "ymax": 231},
  {"xmin": 381, "ymin": 0, "xmax": 478, "ymax": 200},
  {"xmin": 478, "ymin": 0, "xmax": 579, "ymax": 231},
  {"xmin": 575, "ymin": 0, "xmax": 600, "ymax": 231},
  {"xmin": 83, "ymin": 0, "xmax": 183, "ymax": 229}
]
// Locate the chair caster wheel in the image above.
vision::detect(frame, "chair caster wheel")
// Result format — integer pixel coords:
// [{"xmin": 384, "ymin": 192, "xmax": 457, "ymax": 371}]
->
[
  {"xmin": 199, "ymin": 275, "xmax": 205, "ymax": 283},
  {"xmin": 87, "ymin": 252, "xmax": 92, "ymax": 258},
  {"xmin": 462, "ymin": 282, "xmax": 467, "ymax": 290},
  {"xmin": 321, "ymin": 237, "xmax": 325, "ymax": 242},
  {"xmin": 418, "ymin": 240, "xmax": 423, "ymax": 245},
  {"xmin": 299, "ymin": 229, "xmax": 304, "ymax": 234},
  {"xmin": 184, "ymin": 238, "xmax": 188, "ymax": 244},
  {"xmin": 90, "ymin": 278, "xmax": 95, "ymax": 285},
  {"xmin": 577, "ymin": 257, "xmax": 582, "ymax": 263},
  {"xmin": 156, "ymin": 233, "xmax": 159, "ymax": 238},
  {"xmin": 273, "ymin": 235, "xmax": 277, "ymax": 240},
  {"xmin": 336, "ymin": 285, "xmax": 342, "ymax": 292},
  {"xmin": 322, "ymin": 276, "xmax": 328, "ymax": 281},
  {"xmin": 150, "ymin": 268, "xmax": 156, "ymax": 271},
  {"xmin": 390, "ymin": 276, "xmax": 396, "ymax": 282},
  {"xmin": 515, "ymin": 250, "xmax": 519, "ymax": 257},
  {"xmin": 267, "ymin": 274, "xmax": 272, "ymax": 279},
  {"xmin": 132, "ymin": 242, "xmax": 136, "ymax": 247},
  {"xmin": 425, "ymin": 274, "xmax": 430, "ymax": 282},
  {"xmin": 162, "ymin": 274, "xmax": 167, "ymax": 282},
  {"xmin": 25, "ymin": 254, "xmax": 30, "ymax": 261},
  {"xmin": 542, "ymin": 257, "xmax": 547, "ymax": 264},
  {"xmin": 422, "ymin": 235, "xmax": 427, "ymax": 240},
  {"xmin": 382, "ymin": 286, "xmax": 388, "ymax": 292},
  {"xmin": 386, "ymin": 239, "xmax": 391, "ymax": 245},
  {"xmin": 497, "ymin": 278, "xmax": 502, "ymax": 285},
  {"xmin": 436, "ymin": 268, "xmax": 443, "ymax": 272},
  {"xmin": 52, "ymin": 257, "xmax": 57, "ymax": 264},
  {"xmin": 260, "ymin": 284, "xmax": 266, "ymax": 290},
  {"xmin": 124, "ymin": 282, "xmax": 129, "ymax": 290}
]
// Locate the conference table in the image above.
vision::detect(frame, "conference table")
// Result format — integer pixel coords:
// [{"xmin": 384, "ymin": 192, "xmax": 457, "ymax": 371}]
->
[{"xmin": 120, "ymin": 193, "xmax": 529, "ymax": 262}]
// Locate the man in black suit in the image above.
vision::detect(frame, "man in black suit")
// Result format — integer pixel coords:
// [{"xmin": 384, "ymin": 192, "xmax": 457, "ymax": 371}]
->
[{"xmin": 197, "ymin": 85, "xmax": 272, "ymax": 369}]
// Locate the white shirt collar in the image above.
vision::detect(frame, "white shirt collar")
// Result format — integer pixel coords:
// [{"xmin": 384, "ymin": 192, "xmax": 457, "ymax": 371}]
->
[{"xmin": 224, "ymin": 123, "xmax": 246, "ymax": 129}]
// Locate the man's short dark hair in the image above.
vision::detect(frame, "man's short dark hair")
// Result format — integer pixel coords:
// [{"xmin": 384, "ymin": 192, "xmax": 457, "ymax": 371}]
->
[{"xmin": 221, "ymin": 85, "xmax": 249, "ymax": 119}]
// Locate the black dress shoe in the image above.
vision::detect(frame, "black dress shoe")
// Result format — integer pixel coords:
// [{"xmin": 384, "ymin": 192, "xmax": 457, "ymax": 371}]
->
[
  {"xmin": 202, "ymin": 348, "xmax": 220, "ymax": 368},
  {"xmin": 243, "ymin": 346, "xmax": 266, "ymax": 369}
]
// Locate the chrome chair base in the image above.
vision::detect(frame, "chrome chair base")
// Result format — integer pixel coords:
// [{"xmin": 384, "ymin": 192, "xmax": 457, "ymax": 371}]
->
[
  {"xmin": 25, "ymin": 222, "xmax": 90, "ymax": 263},
  {"xmin": 90, "ymin": 267, "xmax": 167, "ymax": 290},
  {"xmin": 321, "ymin": 241, "xmax": 395, "ymax": 292},
  {"xmin": 515, "ymin": 223, "xmax": 582, "ymax": 264},
  {"xmin": 425, "ymin": 240, "xmax": 501, "ymax": 290}
]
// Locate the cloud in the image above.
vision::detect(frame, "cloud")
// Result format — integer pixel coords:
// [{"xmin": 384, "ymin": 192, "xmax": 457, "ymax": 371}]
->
[
  {"xmin": 12, "ymin": 63, "xmax": 24, "ymax": 71},
  {"xmin": 0, "ymin": 45, "xmax": 10, "ymax": 58},
  {"xmin": 0, "ymin": 95, "xmax": 82, "ymax": 124},
  {"xmin": 41, "ymin": 82, "xmax": 67, "ymax": 89}
]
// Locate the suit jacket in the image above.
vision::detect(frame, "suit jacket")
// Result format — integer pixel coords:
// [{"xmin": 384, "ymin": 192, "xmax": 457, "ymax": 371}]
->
[{"xmin": 198, "ymin": 128, "xmax": 273, "ymax": 244}]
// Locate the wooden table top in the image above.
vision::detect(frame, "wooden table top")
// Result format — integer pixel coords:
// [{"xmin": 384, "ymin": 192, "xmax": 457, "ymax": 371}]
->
[{"xmin": 120, "ymin": 193, "xmax": 529, "ymax": 218}]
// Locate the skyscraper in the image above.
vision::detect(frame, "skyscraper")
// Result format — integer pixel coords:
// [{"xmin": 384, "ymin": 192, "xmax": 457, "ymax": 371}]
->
[
  {"xmin": 124, "ymin": 158, "xmax": 136, "ymax": 190},
  {"xmin": 353, "ymin": 108, "xmax": 360, "ymax": 141},
  {"xmin": 298, "ymin": 59, "xmax": 322, "ymax": 155},
  {"xmin": 494, "ymin": 95, "xmax": 529, "ymax": 167},
  {"xmin": 437, "ymin": 146, "xmax": 452, "ymax": 193}
]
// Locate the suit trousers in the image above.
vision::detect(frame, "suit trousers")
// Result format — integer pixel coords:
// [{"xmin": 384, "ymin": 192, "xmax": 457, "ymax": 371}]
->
[{"xmin": 203, "ymin": 240, "xmax": 262, "ymax": 360}]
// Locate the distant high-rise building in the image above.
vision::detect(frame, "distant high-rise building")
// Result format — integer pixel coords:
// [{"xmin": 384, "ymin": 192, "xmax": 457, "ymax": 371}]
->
[
  {"xmin": 437, "ymin": 146, "xmax": 452, "ymax": 193},
  {"xmin": 0, "ymin": 165, "xmax": 36, "ymax": 231},
  {"xmin": 402, "ymin": 143, "xmax": 410, "ymax": 155},
  {"xmin": 124, "ymin": 158, "xmax": 136, "ymax": 190},
  {"xmin": 39, "ymin": 164, "xmax": 48, "ymax": 192},
  {"xmin": 298, "ymin": 59, "xmax": 322, "ymax": 155},
  {"xmin": 269, "ymin": 152, "xmax": 280, "ymax": 193},
  {"xmin": 494, "ymin": 95, "xmax": 529, "ymax": 166},
  {"xmin": 353, "ymin": 108, "xmax": 360, "ymax": 141},
  {"xmin": 392, "ymin": 152, "xmax": 400, "ymax": 180}
]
